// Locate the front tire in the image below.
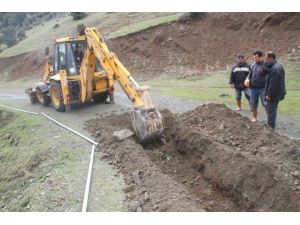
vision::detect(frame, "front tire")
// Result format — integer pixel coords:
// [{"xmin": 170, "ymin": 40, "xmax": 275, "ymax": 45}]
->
[
  {"xmin": 50, "ymin": 80, "xmax": 66, "ymax": 112},
  {"xmin": 36, "ymin": 88, "xmax": 51, "ymax": 106}
]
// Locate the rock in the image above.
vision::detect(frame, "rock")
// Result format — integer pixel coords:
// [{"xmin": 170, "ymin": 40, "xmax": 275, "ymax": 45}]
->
[
  {"xmin": 292, "ymin": 171, "xmax": 300, "ymax": 177},
  {"xmin": 129, "ymin": 201, "xmax": 140, "ymax": 211},
  {"xmin": 143, "ymin": 192, "xmax": 150, "ymax": 202},
  {"xmin": 138, "ymin": 189, "xmax": 147, "ymax": 196},
  {"xmin": 293, "ymin": 180, "xmax": 299, "ymax": 185},
  {"xmin": 219, "ymin": 92, "xmax": 229, "ymax": 97},
  {"xmin": 167, "ymin": 37, "xmax": 173, "ymax": 42},
  {"xmin": 123, "ymin": 184, "xmax": 134, "ymax": 193},
  {"xmin": 296, "ymin": 186, "xmax": 300, "ymax": 191},
  {"xmin": 152, "ymin": 205, "xmax": 159, "ymax": 210},
  {"xmin": 112, "ymin": 129, "xmax": 134, "ymax": 141},
  {"xmin": 136, "ymin": 207, "xmax": 143, "ymax": 212},
  {"xmin": 132, "ymin": 170, "xmax": 142, "ymax": 184},
  {"xmin": 218, "ymin": 123, "xmax": 225, "ymax": 131}
]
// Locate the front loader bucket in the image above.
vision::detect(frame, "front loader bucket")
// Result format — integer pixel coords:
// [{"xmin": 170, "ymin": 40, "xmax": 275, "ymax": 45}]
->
[{"xmin": 131, "ymin": 107, "xmax": 164, "ymax": 144}]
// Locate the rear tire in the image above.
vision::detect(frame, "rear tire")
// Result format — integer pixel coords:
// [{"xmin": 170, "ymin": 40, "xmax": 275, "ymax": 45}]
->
[
  {"xmin": 50, "ymin": 80, "xmax": 66, "ymax": 112},
  {"xmin": 29, "ymin": 94, "xmax": 37, "ymax": 104},
  {"xmin": 93, "ymin": 92, "xmax": 108, "ymax": 103},
  {"xmin": 36, "ymin": 88, "xmax": 51, "ymax": 106}
]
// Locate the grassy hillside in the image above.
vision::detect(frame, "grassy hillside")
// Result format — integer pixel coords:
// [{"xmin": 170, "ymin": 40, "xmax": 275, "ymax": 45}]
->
[{"xmin": 0, "ymin": 12, "xmax": 183, "ymax": 59}]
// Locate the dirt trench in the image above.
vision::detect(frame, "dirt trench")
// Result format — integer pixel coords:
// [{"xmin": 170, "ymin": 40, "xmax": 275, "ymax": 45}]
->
[{"xmin": 85, "ymin": 103, "xmax": 300, "ymax": 212}]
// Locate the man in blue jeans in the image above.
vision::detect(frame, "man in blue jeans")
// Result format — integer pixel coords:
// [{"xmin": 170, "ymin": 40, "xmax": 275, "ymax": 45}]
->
[
  {"xmin": 264, "ymin": 51, "xmax": 286, "ymax": 129},
  {"xmin": 247, "ymin": 50, "xmax": 269, "ymax": 122},
  {"xmin": 229, "ymin": 54, "xmax": 251, "ymax": 111}
]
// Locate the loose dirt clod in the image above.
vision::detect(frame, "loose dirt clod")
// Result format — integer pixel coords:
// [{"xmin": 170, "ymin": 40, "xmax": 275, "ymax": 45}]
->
[{"xmin": 86, "ymin": 103, "xmax": 300, "ymax": 211}]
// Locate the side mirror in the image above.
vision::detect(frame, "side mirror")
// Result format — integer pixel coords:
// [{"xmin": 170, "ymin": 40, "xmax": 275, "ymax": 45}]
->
[{"xmin": 45, "ymin": 47, "xmax": 49, "ymax": 56}]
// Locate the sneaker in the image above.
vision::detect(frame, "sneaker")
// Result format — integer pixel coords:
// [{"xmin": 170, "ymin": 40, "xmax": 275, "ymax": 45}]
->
[
  {"xmin": 235, "ymin": 107, "xmax": 241, "ymax": 111},
  {"xmin": 251, "ymin": 118, "xmax": 257, "ymax": 122}
]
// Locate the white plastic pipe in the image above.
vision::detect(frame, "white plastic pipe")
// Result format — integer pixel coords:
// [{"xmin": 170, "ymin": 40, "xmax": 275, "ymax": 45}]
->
[
  {"xmin": 41, "ymin": 112, "xmax": 98, "ymax": 146},
  {"xmin": 82, "ymin": 144, "xmax": 96, "ymax": 212},
  {"xmin": 0, "ymin": 104, "xmax": 39, "ymax": 115}
]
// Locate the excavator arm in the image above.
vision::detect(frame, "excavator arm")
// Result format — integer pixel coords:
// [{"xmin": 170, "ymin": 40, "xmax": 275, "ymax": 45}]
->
[{"xmin": 83, "ymin": 27, "xmax": 164, "ymax": 143}]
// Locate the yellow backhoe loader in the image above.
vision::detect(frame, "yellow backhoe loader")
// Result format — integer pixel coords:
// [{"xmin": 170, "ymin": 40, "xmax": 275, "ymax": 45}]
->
[{"xmin": 26, "ymin": 27, "xmax": 164, "ymax": 143}]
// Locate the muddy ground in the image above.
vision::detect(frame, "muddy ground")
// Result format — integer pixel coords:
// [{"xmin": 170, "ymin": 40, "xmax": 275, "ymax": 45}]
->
[{"xmin": 86, "ymin": 103, "xmax": 300, "ymax": 212}]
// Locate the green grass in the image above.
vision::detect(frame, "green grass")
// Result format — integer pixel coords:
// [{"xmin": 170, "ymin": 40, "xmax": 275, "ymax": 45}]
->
[
  {"xmin": 0, "ymin": 12, "xmax": 182, "ymax": 59},
  {"xmin": 109, "ymin": 13, "xmax": 183, "ymax": 38},
  {"xmin": 0, "ymin": 109, "xmax": 90, "ymax": 211},
  {"xmin": 146, "ymin": 70, "xmax": 233, "ymax": 102},
  {"xmin": 145, "ymin": 60, "xmax": 300, "ymax": 116}
]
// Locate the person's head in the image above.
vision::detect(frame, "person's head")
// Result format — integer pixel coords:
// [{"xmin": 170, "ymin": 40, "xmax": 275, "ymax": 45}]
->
[
  {"xmin": 253, "ymin": 50, "xmax": 263, "ymax": 63},
  {"xmin": 264, "ymin": 51, "xmax": 276, "ymax": 65},
  {"xmin": 236, "ymin": 54, "xmax": 245, "ymax": 64},
  {"xmin": 76, "ymin": 45, "xmax": 81, "ymax": 52}
]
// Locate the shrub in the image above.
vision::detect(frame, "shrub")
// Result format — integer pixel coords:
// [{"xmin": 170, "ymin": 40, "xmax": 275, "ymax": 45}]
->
[
  {"xmin": 3, "ymin": 26, "xmax": 17, "ymax": 47},
  {"xmin": 17, "ymin": 28, "xmax": 26, "ymax": 41},
  {"xmin": 178, "ymin": 12, "xmax": 206, "ymax": 22},
  {"xmin": 70, "ymin": 12, "xmax": 87, "ymax": 21},
  {"xmin": 76, "ymin": 23, "xmax": 86, "ymax": 35}
]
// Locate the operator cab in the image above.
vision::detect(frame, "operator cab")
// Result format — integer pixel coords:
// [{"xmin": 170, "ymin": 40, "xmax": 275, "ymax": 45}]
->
[
  {"xmin": 52, "ymin": 37, "xmax": 103, "ymax": 76},
  {"xmin": 53, "ymin": 38, "xmax": 86, "ymax": 76}
]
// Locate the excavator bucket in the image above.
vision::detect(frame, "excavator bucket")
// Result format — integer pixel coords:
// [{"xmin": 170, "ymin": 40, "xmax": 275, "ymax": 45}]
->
[{"xmin": 131, "ymin": 107, "xmax": 164, "ymax": 144}]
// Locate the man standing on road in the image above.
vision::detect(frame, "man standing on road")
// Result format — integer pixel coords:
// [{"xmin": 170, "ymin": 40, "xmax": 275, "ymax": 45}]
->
[
  {"xmin": 264, "ymin": 51, "xmax": 286, "ymax": 129},
  {"xmin": 247, "ymin": 50, "xmax": 269, "ymax": 122},
  {"xmin": 229, "ymin": 54, "xmax": 251, "ymax": 111}
]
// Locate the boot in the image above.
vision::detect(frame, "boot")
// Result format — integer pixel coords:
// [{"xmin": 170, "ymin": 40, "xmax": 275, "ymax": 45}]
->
[
  {"xmin": 235, "ymin": 100, "xmax": 241, "ymax": 111},
  {"xmin": 251, "ymin": 107, "xmax": 257, "ymax": 122}
]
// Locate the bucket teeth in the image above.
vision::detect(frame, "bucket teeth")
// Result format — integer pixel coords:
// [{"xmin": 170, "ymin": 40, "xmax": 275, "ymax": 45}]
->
[{"xmin": 131, "ymin": 107, "xmax": 164, "ymax": 144}]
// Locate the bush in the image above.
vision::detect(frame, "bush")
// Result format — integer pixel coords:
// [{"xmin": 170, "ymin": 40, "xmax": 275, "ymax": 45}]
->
[
  {"xmin": 76, "ymin": 23, "xmax": 86, "ymax": 35},
  {"xmin": 178, "ymin": 12, "xmax": 206, "ymax": 23},
  {"xmin": 70, "ymin": 12, "xmax": 87, "ymax": 21},
  {"xmin": 3, "ymin": 26, "xmax": 17, "ymax": 47},
  {"xmin": 0, "ymin": 32, "xmax": 5, "ymax": 44},
  {"xmin": 17, "ymin": 28, "xmax": 26, "ymax": 41}
]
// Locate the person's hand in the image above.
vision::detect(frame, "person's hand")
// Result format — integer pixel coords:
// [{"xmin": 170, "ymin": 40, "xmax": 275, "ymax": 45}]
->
[
  {"xmin": 265, "ymin": 96, "xmax": 271, "ymax": 101},
  {"xmin": 230, "ymin": 84, "xmax": 234, "ymax": 88}
]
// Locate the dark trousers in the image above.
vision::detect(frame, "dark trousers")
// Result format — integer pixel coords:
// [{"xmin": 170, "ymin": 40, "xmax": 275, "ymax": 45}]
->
[{"xmin": 266, "ymin": 101, "xmax": 279, "ymax": 129}]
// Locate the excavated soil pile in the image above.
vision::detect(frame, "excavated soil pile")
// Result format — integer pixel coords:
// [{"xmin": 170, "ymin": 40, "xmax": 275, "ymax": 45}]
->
[{"xmin": 85, "ymin": 103, "xmax": 300, "ymax": 211}]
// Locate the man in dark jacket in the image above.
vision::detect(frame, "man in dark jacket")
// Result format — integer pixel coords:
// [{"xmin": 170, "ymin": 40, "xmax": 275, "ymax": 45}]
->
[
  {"xmin": 264, "ymin": 51, "xmax": 286, "ymax": 129},
  {"xmin": 247, "ymin": 50, "xmax": 269, "ymax": 122},
  {"xmin": 229, "ymin": 54, "xmax": 251, "ymax": 111}
]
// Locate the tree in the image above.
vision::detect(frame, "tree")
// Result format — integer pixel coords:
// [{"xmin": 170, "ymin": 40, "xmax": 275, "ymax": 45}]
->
[
  {"xmin": 17, "ymin": 28, "xmax": 26, "ymax": 41},
  {"xmin": 76, "ymin": 23, "xmax": 86, "ymax": 35},
  {"xmin": 3, "ymin": 26, "xmax": 17, "ymax": 47},
  {"xmin": 70, "ymin": 12, "xmax": 87, "ymax": 21},
  {"xmin": 0, "ymin": 32, "xmax": 5, "ymax": 44}
]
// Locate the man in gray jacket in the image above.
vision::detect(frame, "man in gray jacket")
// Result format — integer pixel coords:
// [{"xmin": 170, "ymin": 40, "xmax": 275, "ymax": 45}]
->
[{"xmin": 264, "ymin": 51, "xmax": 286, "ymax": 129}]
